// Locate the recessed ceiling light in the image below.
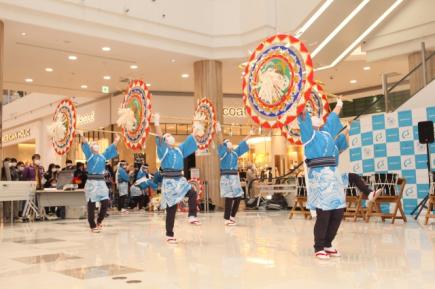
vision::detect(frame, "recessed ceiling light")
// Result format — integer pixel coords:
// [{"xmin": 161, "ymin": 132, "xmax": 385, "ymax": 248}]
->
[
  {"xmin": 68, "ymin": 55, "xmax": 78, "ymax": 60},
  {"xmin": 80, "ymin": 84, "xmax": 88, "ymax": 89},
  {"xmin": 171, "ymin": 59, "xmax": 176, "ymax": 63},
  {"xmin": 103, "ymin": 76, "xmax": 111, "ymax": 80},
  {"xmin": 350, "ymin": 79, "xmax": 357, "ymax": 84},
  {"xmin": 181, "ymin": 73, "xmax": 189, "ymax": 78},
  {"xmin": 45, "ymin": 67, "xmax": 54, "ymax": 72},
  {"xmin": 146, "ymin": 83, "xmax": 151, "ymax": 87},
  {"xmin": 101, "ymin": 46, "xmax": 111, "ymax": 52},
  {"xmin": 130, "ymin": 64, "xmax": 139, "ymax": 69},
  {"xmin": 363, "ymin": 66, "xmax": 371, "ymax": 71},
  {"xmin": 24, "ymin": 78, "xmax": 33, "ymax": 83},
  {"xmin": 20, "ymin": 32, "xmax": 27, "ymax": 36}
]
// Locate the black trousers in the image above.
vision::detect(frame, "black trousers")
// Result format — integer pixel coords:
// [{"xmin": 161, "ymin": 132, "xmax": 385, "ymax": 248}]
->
[
  {"xmin": 117, "ymin": 195, "xmax": 127, "ymax": 211},
  {"xmin": 348, "ymin": 173, "xmax": 371, "ymax": 196},
  {"xmin": 130, "ymin": 196, "xmax": 144, "ymax": 210},
  {"xmin": 224, "ymin": 197, "xmax": 241, "ymax": 220},
  {"xmin": 166, "ymin": 189, "xmax": 197, "ymax": 237},
  {"xmin": 87, "ymin": 199, "xmax": 109, "ymax": 229},
  {"xmin": 314, "ymin": 208, "xmax": 344, "ymax": 252}
]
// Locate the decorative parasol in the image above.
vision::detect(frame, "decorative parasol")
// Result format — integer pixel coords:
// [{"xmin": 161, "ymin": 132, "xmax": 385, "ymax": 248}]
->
[
  {"xmin": 49, "ymin": 99, "xmax": 77, "ymax": 155},
  {"xmin": 193, "ymin": 98, "xmax": 217, "ymax": 150}
]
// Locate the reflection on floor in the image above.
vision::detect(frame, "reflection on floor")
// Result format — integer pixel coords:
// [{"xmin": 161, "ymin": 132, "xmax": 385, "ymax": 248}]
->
[{"xmin": 0, "ymin": 211, "xmax": 434, "ymax": 289}]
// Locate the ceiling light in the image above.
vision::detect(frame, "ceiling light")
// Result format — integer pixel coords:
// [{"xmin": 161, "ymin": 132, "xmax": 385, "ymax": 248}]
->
[
  {"xmin": 363, "ymin": 66, "xmax": 371, "ymax": 71},
  {"xmin": 80, "ymin": 84, "xmax": 88, "ymax": 89},
  {"xmin": 103, "ymin": 76, "xmax": 111, "ymax": 80},
  {"xmin": 295, "ymin": 0, "xmax": 334, "ymax": 38},
  {"xmin": 171, "ymin": 59, "xmax": 176, "ymax": 63},
  {"xmin": 146, "ymin": 83, "xmax": 151, "ymax": 87},
  {"xmin": 312, "ymin": 0, "xmax": 370, "ymax": 57},
  {"xmin": 350, "ymin": 80, "xmax": 357, "ymax": 84},
  {"xmin": 68, "ymin": 55, "xmax": 78, "ymax": 60},
  {"xmin": 130, "ymin": 64, "xmax": 139, "ymax": 69},
  {"xmin": 315, "ymin": 0, "xmax": 403, "ymax": 71},
  {"xmin": 20, "ymin": 32, "xmax": 27, "ymax": 36},
  {"xmin": 24, "ymin": 78, "xmax": 33, "ymax": 83},
  {"xmin": 45, "ymin": 67, "xmax": 53, "ymax": 72},
  {"xmin": 181, "ymin": 73, "xmax": 189, "ymax": 78},
  {"xmin": 101, "ymin": 46, "xmax": 111, "ymax": 52}
]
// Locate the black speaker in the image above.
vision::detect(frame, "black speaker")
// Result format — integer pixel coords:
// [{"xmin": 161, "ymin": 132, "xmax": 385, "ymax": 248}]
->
[{"xmin": 418, "ymin": 121, "xmax": 434, "ymax": 144}]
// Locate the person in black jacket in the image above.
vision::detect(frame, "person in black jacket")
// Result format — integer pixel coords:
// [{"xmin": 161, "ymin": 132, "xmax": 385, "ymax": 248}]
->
[{"xmin": 73, "ymin": 162, "xmax": 87, "ymax": 189}]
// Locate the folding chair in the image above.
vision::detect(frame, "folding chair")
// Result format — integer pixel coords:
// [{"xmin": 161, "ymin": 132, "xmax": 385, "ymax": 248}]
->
[
  {"xmin": 366, "ymin": 174, "xmax": 407, "ymax": 223},
  {"xmin": 289, "ymin": 176, "xmax": 311, "ymax": 219},
  {"xmin": 343, "ymin": 181, "xmax": 364, "ymax": 222},
  {"xmin": 424, "ymin": 174, "xmax": 435, "ymax": 225}
]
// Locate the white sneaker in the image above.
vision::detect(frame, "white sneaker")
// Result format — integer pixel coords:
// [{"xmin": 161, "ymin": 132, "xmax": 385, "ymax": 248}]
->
[
  {"xmin": 368, "ymin": 189, "xmax": 383, "ymax": 203},
  {"xmin": 166, "ymin": 237, "xmax": 177, "ymax": 244},
  {"xmin": 121, "ymin": 209, "xmax": 129, "ymax": 215},
  {"xmin": 315, "ymin": 250, "xmax": 330, "ymax": 260},
  {"xmin": 324, "ymin": 247, "xmax": 341, "ymax": 257},
  {"xmin": 188, "ymin": 216, "xmax": 201, "ymax": 225},
  {"xmin": 225, "ymin": 220, "xmax": 236, "ymax": 226},
  {"xmin": 230, "ymin": 216, "xmax": 236, "ymax": 223},
  {"xmin": 91, "ymin": 228, "xmax": 101, "ymax": 233}
]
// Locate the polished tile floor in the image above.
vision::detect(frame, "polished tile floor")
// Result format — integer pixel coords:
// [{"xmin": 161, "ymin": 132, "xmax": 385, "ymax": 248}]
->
[{"xmin": 0, "ymin": 210, "xmax": 434, "ymax": 289}]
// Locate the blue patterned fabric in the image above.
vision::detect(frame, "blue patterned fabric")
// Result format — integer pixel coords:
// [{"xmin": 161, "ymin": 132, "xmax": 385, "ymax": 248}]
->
[
  {"xmin": 220, "ymin": 175, "xmax": 244, "ymax": 198},
  {"xmin": 84, "ymin": 180, "xmax": 109, "ymax": 202},
  {"xmin": 298, "ymin": 112, "xmax": 346, "ymax": 210},
  {"xmin": 161, "ymin": 177, "xmax": 191, "ymax": 209},
  {"xmin": 218, "ymin": 141, "xmax": 249, "ymax": 170}
]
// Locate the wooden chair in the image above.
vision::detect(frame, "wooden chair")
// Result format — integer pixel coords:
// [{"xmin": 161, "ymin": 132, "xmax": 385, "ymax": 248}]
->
[
  {"xmin": 289, "ymin": 176, "xmax": 312, "ymax": 219},
  {"xmin": 343, "ymin": 183, "xmax": 365, "ymax": 222},
  {"xmin": 365, "ymin": 174, "xmax": 407, "ymax": 224},
  {"xmin": 424, "ymin": 179, "xmax": 435, "ymax": 225}
]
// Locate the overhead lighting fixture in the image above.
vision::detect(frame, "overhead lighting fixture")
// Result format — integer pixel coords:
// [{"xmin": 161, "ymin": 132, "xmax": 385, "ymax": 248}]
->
[
  {"xmin": 20, "ymin": 32, "xmax": 27, "ymax": 36},
  {"xmin": 315, "ymin": 0, "xmax": 403, "ymax": 71},
  {"xmin": 171, "ymin": 59, "xmax": 176, "ymax": 63},
  {"xmin": 80, "ymin": 84, "xmax": 88, "ymax": 89},
  {"xmin": 181, "ymin": 73, "xmax": 189, "ymax": 78},
  {"xmin": 103, "ymin": 76, "xmax": 111, "ymax": 80},
  {"xmin": 363, "ymin": 66, "xmax": 371, "ymax": 71},
  {"xmin": 350, "ymin": 79, "xmax": 357, "ymax": 84},
  {"xmin": 295, "ymin": 0, "xmax": 334, "ymax": 38},
  {"xmin": 312, "ymin": 0, "xmax": 370, "ymax": 57},
  {"xmin": 45, "ymin": 67, "xmax": 54, "ymax": 72},
  {"xmin": 68, "ymin": 55, "xmax": 78, "ymax": 60},
  {"xmin": 24, "ymin": 78, "xmax": 33, "ymax": 83},
  {"xmin": 129, "ymin": 64, "xmax": 139, "ymax": 69},
  {"xmin": 101, "ymin": 46, "xmax": 111, "ymax": 52},
  {"xmin": 146, "ymin": 83, "xmax": 151, "ymax": 87}
]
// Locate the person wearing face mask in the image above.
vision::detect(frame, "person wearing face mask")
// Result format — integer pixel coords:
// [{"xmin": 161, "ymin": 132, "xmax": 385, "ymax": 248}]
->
[
  {"xmin": 215, "ymin": 122, "xmax": 252, "ymax": 226},
  {"xmin": 116, "ymin": 160, "xmax": 130, "ymax": 213},
  {"xmin": 73, "ymin": 162, "xmax": 87, "ymax": 189},
  {"xmin": 23, "ymin": 154, "xmax": 45, "ymax": 189},
  {"xmin": 43, "ymin": 163, "xmax": 58, "ymax": 188},
  {"xmin": 9, "ymin": 158, "xmax": 19, "ymax": 181},
  {"xmin": 16, "ymin": 161, "xmax": 26, "ymax": 181},
  {"xmin": 153, "ymin": 112, "xmax": 202, "ymax": 244},
  {"xmin": 298, "ymin": 96, "xmax": 347, "ymax": 260},
  {"xmin": 131, "ymin": 163, "xmax": 157, "ymax": 210},
  {"xmin": 81, "ymin": 135, "xmax": 120, "ymax": 233},
  {"xmin": 1, "ymin": 158, "xmax": 11, "ymax": 181},
  {"xmin": 63, "ymin": 160, "xmax": 74, "ymax": 171}
]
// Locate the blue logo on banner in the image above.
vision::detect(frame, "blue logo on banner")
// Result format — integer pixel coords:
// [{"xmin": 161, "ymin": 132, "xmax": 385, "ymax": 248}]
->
[
  {"xmin": 349, "ymin": 121, "xmax": 361, "ymax": 136},
  {"xmin": 372, "ymin": 114, "xmax": 385, "ymax": 130},
  {"xmin": 363, "ymin": 159, "xmax": 374, "ymax": 172},
  {"xmin": 402, "ymin": 169, "xmax": 416, "ymax": 184},
  {"xmin": 350, "ymin": 148, "xmax": 362, "ymax": 161},
  {"xmin": 374, "ymin": 144, "xmax": 387, "ymax": 158},
  {"xmin": 386, "ymin": 128, "xmax": 399, "ymax": 142},
  {"xmin": 413, "ymin": 126, "xmax": 420, "ymax": 140},
  {"xmin": 427, "ymin": 107, "xmax": 435, "ymax": 122},
  {"xmin": 415, "ymin": 154, "xmax": 428, "ymax": 169},
  {"xmin": 400, "ymin": 141, "xmax": 415, "ymax": 155},
  {"xmin": 398, "ymin": 110, "xmax": 413, "ymax": 127},
  {"xmin": 361, "ymin": 132, "xmax": 373, "ymax": 146},
  {"xmin": 387, "ymin": 156, "xmax": 401, "ymax": 170},
  {"xmin": 417, "ymin": 184, "xmax": 429, "ymax": 198}
]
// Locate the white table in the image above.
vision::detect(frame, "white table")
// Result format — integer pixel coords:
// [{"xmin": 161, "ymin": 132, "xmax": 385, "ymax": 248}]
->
[
  {"xmin": 36, "ymin": 189, "xmax": 86, "ymax": 219},
  {"xmin": 0, "ymin": 181, "xmax": 38, "ymax": 223}
]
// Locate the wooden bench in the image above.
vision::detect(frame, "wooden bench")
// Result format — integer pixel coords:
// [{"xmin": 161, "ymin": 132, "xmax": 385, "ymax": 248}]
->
[{"xmin": 366, "ymin": 175, "xmax": 407, "ymax": 224}]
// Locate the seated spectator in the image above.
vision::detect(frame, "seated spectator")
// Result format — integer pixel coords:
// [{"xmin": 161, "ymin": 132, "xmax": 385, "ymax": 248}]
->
[
  {"xmin": 73, "ymin": 162, "xmax": 87, "ymax": 189},
  {"xmin": 63, "ymin": 159, "xmax": 74, "ymax": 171}
]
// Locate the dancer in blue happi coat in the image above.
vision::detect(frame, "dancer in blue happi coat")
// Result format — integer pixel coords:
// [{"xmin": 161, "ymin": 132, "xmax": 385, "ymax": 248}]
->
[
  {"xmin": 131, "ymin": 163, "xmax": 157, "ymax": 210},
  {"xmin": 82, "ymin": 134, "xmax": 120, "ymax": 233},
  {"xmin": 215, "ymin": 122, "xmax": 252, "ymax": 226},
  {"xmin": 116, "ymin": 160, "xmax": 129, "ymax": 214},
  {"xmin": 298, "ymin": 96, "xmax": 346, "ymax": 259},
  {"xmin": 153, "ymin": 113, "xmax": 202, "ymax": 244}
]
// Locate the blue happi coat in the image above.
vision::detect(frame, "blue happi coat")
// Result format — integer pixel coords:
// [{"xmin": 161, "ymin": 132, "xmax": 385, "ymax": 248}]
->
[
  {"xmin": 82, "ymin": 143, "xmax": 118, "ymax": 202},
  {"xmin": 298, "ymin": 112, "xmax": 346, "ymax": 210},
  {"xmin": 116, "ymin": 166, "xmax": 129, "ymax": 196},
  {"xmin": 218, "ymin": 141, "xmax": 249, "ymax": 198},
  {"xmin": 131, "ymin": 169, "xmax": 158, "ymax": 196},
  {"xmin": 156, "ymin": 135, "xmax": 197, "ymax": 208}
]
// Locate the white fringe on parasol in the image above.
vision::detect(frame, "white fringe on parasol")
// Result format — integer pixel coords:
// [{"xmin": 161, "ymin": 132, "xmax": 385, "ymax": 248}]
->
[{"xmin": 117, "ymin": 107, "xmax": 137, "ymax": 131}]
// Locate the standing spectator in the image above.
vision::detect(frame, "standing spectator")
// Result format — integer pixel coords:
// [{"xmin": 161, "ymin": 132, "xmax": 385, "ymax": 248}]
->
[
  {"xmin": 1, "ymin": 158, "xmax": 11, "ymax": 181},
  {"xmin": 22, "ymin": 154, "xmax": 45, "ymax": 189},
  {"xmin": 73, "ymin": 162, "xmax": 87, "ymax": 189},
  {"xmin": 63, "ymin": 159, "xmax": 74, "ymax": 171},
  {"xmin": 9, "ymin": 158, "xmax": 19, "ymax": 181},
  {"xmin": 16, "ymin": 162, "xmax": 26, "ymax": 181}
]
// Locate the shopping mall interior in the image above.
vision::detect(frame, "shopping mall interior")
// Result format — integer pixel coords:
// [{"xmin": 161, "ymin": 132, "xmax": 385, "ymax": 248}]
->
[{"xmin": 0, "ymin": 1, "xmax": 434, "ymax": 288}]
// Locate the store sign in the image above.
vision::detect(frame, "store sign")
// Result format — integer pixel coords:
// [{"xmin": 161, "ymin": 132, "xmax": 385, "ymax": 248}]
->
[
  {"xmin": 2, "ymin": 128, "xmax": 31, "ymax": 143},
  {"xmin": 78, "ymin": 111, "xmax": 96, "ymax": 126},
  {"xmin": 223, "ymin": 106, "xmax": 246, "ymax": 118}
]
